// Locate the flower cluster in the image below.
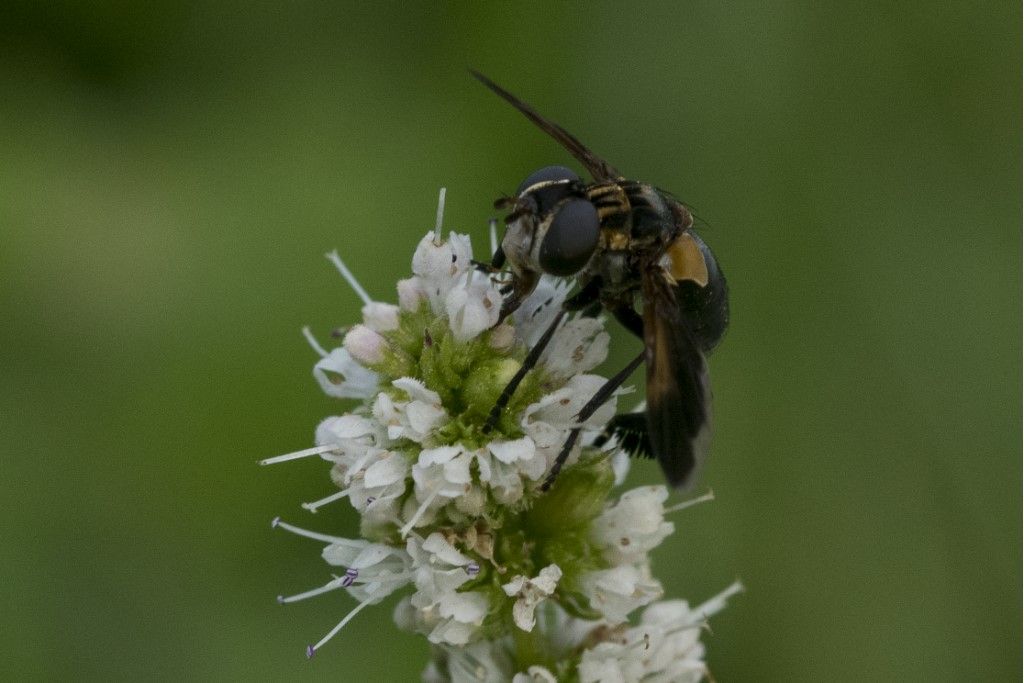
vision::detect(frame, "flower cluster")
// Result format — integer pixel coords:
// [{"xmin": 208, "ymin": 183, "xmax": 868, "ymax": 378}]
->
[{"xmin": 264, "ymin": 193, "xmax": 739, "ymax": 679}]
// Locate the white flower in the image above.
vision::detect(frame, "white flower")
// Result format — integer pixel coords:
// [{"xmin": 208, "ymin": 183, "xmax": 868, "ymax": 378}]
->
[
  {"xmin": 512, "ymin": 666, "xmax": 558, "ymax": 683},
  {"xmin": 321, "ymin": 539, "xmax": 413, "ymax": 604},
  {"xmin": 578, "ymin": 643, "xmax": 641, "ymax": 683},
  {"xmin": 445, "ymin": 271, "xmax": 502, "ymax": 341},
  {"xmin": 373, "ymin": 377, "xmax": 447, "ymax": 444},
  {"xmin": 406, "ymin": 532, "xmax": 477, "ymax": 608},
  {"xmin": 361, "ymin": 301, "xmax": 400, "ymax": 332},
  {"xmin": 502, "ymin": 564, "xmax": 563, "ymax": 631},
  {"xmin": 314, "ymin": 414, "xmax": 379, "ymax": 461},
  {"xmin": 420, "ymin": 639, "xmax": 516, "ymax": 683},
  {"xmin": 344, "ymin": 324, "xmax": 388, "ymax": 365},
  {"xmin": 412, "ymin": 232, "xmax": 474, "ymax": 312},
  {"xmin": 452, "ymin": 483, "xmax": 487, "ymax": 517},
  {"xmin": 514, "ymin": 275, "xmax": 573, "ymax": 347},
  {"xmin": 521, "ymin": 374, "xmax": 620, "ymax": 473},
  {"xmin": 524, "ymin": 374, "xmax": 619, "ymax": 431},
  {"xmin": 476, "ymin": 436, "xmax": 545, "ymax": 504},
  {"xmin": 579, "ymin": 564, "xmax": 663, "ymax": 624},
  {"xmin": 341, "ymin": 449, "xmax": 409, "ymax": 528},
  {"xmin": 402, "ymin": 446, "xmax": 474, "ymax": 534},
  {"xmin": 539, "ymin": 317, "xmax": 610, "ymax": 379},
  {"xmin": 431, "ymin": 591, "xmax": 490, "ymax": 645},
  {"xmin": 626, "ymin": 601, "xmax": 707, "ymax": 683},
  {"xmin": 313, "ymin": 347, "xmax": 379, "ymax": 399},
  {"xmin": 577, "ymin": 583, "xmax": 743, "ymax": 683},
  {"xmin": 592, "ymin": 486, "xmax": 674, "ymax": 565},
  {"xmin": 400, "ymin": 533, "xmax": 490, "ymax": 646}
]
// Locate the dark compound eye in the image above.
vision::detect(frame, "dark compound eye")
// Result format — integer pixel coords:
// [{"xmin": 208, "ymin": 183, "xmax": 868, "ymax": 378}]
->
[
  {"xmin": 516, "ymin": 165, "xmax": 579, "ymax": 214},
  {"xmin": 539, "ymin": 198, "xmax": 600, "ymax": 276}
]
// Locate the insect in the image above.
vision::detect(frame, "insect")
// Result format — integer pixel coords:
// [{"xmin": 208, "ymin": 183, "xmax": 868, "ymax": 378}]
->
[{"xmin": 472, "ymin": 70, "xmax": 729, "ymax": 491}]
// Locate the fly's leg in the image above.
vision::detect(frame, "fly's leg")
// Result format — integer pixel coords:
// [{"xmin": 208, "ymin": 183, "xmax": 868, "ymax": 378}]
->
[
  {"xmin": 482, "ymin": 308, "xmax": 565, "ymax": 434},
  {"xmin": 541, "ymin": 350, "xmax": 645, "ymax": 491},
  {"xmin": 612, "ymin": 303, "xmax": 644, "ymax": 339},
  {"xmin": 482, "ymin": 278, "xmax": 602, "ymax": 434}
]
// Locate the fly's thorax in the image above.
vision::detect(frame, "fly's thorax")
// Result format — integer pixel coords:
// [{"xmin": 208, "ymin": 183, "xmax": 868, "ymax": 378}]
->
[
  {"xmin": 585, "ymin": 182, "xmax": 630, "ymax": 226},
  {"xmin": 590, "ymin": 249, "xmax": 638, "ymax": 297},
  {"xmin": 625, "ymin": 185, "xmax": 680, "ymax": 244},
  {"xmin": 584, "ymin": 183, "xmax": 678, "ymax": 294}
]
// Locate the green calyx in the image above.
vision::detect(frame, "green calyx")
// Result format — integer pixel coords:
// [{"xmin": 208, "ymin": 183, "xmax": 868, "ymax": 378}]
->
[{"xmin": 373, "ymin": 303, "xmax": 550, "ymax": 447}]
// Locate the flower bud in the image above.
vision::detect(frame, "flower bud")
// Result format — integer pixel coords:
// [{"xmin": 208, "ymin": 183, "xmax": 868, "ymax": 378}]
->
[
  {"xmin": 396, "ymin": 277, "xmax": 427, "ymax": 311},
  {"xmin": 343, "ymin": 324, "xmax": 387, "ymax": 366}
]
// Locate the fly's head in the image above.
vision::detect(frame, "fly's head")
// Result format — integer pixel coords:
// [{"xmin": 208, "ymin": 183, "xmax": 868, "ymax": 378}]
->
[{"xmin": 495, "ymin": 165, "xmax": 601, "ymax": 320}]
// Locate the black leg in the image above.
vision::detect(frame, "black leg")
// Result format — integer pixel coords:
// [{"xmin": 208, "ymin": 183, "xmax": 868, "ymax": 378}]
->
[
  {"xmin": 541, "ymin": 351, "xmax": 646, "ymax": 490},
  {"xmin": 482, "ymin": 309, "xmax": 566, "ymax": 433},
  {"xmin": 486, "ymin": 278, "xmax": 604, "ymax": 431},
  {"xmin": 542, "ymin": 428, "xmax": 583, "ymax": 491},
  {"xmin": 489, "ymin": 244, "xmax": 507, "ymax": 270},
  {"xmin": 612, "ymin": 304, "xmax": 644, "ymax": 339}
]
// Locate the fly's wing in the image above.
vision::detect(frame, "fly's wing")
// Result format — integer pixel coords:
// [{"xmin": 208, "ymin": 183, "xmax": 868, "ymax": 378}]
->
[
  {"xmin": 593, "ymin": 412, "xmax": 655, "ymax": 459},
  {"xmin": 642, "ymin": 272, "xmax": 714, "ymax": 489},
  {"xmin": 471, "ymin": 70, "xmax": 623, "ymax": 182}
]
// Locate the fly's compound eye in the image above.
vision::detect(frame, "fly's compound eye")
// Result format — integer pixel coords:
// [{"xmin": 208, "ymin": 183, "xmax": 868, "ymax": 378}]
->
[
  {"xmin": 538, "ymin": 198, "xmax": 600, "ymax": 276},
  {"xmin": 517, "ymin": 165, "xmax": 579, "ymax": 214}
]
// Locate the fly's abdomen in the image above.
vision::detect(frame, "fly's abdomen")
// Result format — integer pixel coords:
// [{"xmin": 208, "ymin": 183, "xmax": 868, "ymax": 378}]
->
[{"xmin": 676, "ymin": 233, "xmax": 729, "ymax": 352}]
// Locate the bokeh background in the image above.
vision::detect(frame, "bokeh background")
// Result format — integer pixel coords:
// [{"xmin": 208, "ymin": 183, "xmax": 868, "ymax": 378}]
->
[{"xmin": 2, "ymin": 2, "xmax": 1019, "ymax": 680}]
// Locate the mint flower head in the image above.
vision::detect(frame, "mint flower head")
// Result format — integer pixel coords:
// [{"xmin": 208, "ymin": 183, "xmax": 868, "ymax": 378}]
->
[{"xmin": 263, "ymin": 191, "xmax": 740, "ymax": 679}]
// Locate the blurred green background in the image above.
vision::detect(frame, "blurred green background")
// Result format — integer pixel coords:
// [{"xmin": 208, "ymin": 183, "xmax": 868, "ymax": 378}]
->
[{"xmin": 1, "ymin": 2, "xmax": 1019, "ymax": 680}]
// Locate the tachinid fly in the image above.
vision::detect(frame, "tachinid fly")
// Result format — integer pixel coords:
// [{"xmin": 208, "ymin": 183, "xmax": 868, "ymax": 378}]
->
[{"xmin": 472, "ymin": 70, "xmax": 729, "ymax": 491}]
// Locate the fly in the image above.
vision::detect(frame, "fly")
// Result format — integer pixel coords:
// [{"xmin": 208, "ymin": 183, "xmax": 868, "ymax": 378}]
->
[{"xmin": 472, "ymin": 70, "xmax": 729, "ymax": 491}]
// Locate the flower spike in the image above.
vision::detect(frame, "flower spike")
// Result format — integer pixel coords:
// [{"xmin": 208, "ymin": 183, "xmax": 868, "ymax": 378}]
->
[{"xmin": 265, "ymin": 204, "xmax": 737, "ymax": 675}]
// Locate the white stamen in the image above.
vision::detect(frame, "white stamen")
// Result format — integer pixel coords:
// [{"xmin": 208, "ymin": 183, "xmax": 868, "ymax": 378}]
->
[
  {"xmin": 301, "ymin": 488, "xmax": 351, "ymax": 513},
  {"xmin": 325, "ymin": 250, "xmax": 372, "ymax": 306},
  {"xmin": 646, "ymin": 581, "xmax": 744, "ymax": 640},
  {"xmin": 278, "ymin": 577, "xmax": 345, "ymax": 605},
  {"xmin": 488, "ymin": 218, "xmax": 499, "ymax": 254},
  {"xmin": 664, "ymin": 490, "xmax": 715, "ymax": 514},
  {"xmin": 399, "ymin": 487, "xmax": 440, "ymax": 538},
  {"xmin": 690, "ymin": 580, "xmax": 744, "ymax": 625},
  {"xmin": 271, "ymin": 517, "xmax": 347, "ymax": 544},
  {"xmin": 301, "ymin": 326, "xmax": 329, "ymax": 358},
  {"xmin": 281, "ymin": 571, "xmax": 415, "ymax": 608},
  {"xmin": 432, "ymin": 187, "xmax": 446, "ymax": 245},
  {"xmin": 259, "ymin": 444, "xmax": 338, "ymax": 466},
  {"xmin": 307, "ymin": 593, "xmax": 375, "ymax": 658},
  {"xmin": 614, "ymin": 593, "xmax": 745, "ymax": 655}
]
